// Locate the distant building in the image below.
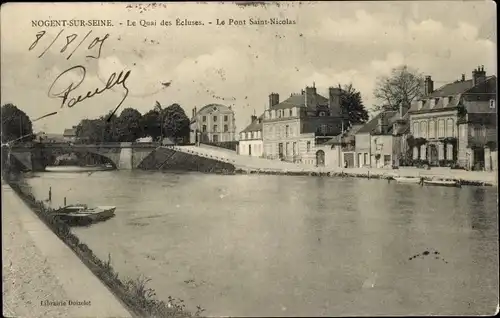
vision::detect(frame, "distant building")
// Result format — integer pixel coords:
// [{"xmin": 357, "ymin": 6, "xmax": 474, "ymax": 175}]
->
[
  {"xmin": 408, "ymin": 66, "xmax": 497, "ymax": 170},
  {"xmin": 261, "ymin": 83, "xmax": 345, "ymax": 164},
  {"xmin": 190, "ymin": 104, "xmax": 236, "ymax": 144},
  {"xmin": 239, "ymin": 114, "xmax": 263, "ymax": 157},
  {"xmin": 63, "ymin": 126, "xmax": 77, "ymax": 142}
]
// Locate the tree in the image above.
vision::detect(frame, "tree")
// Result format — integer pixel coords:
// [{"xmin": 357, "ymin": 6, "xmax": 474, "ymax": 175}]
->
[
  {"xmin": 338, "ymin": 83, "xmax": 369, "ymax": 130},
  {"xmin": 373, "ymin": 65, "xmax": 424, "ymax": 112},
  {"xmin": 140, "ymin": 109, "xmax": 162, "ymax": 140},
  {"xmin": 75, "ymin": 119, "xmax": 107, "ymax": 143},
  {"xmin": 161, "ymin": 104, "xmax": 190, "ymax": 141},
  {"xmin": 1, "ymin": 103, "xmax": 35, "ymax": 144},
  {"xmin": 116, "ymin": 108, "xmax": 143, "ymax": 142}
]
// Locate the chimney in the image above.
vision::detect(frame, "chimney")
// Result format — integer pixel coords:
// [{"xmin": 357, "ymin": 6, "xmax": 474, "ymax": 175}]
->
[
  {"xmin": 472, "ymin": 65, "xmax": 486, "ymax": 86},
  {"xmin": 328, "ymin": 87, "xmax": 342, "ymax": 115},
  {"xmin": 377, "ymin": 113, "xmax": 388, "ymax": 134},
  {"xmin": 424, "ymin": 76, "xmax": 434, "ymax": 96},
  {"xmin": 250, "ymin": 115, "xmax": 257, "ymax": 123},
  {"xmin": 461, "ymin": 74, "xmax": 465, "ymax": 82},
  {"xmin": 304, "ymin": 85, "xmax": 317, "ymax": 108},
  {"xmin": 268, "ymin": 93, "xmax": 279, "ymax": 109}
]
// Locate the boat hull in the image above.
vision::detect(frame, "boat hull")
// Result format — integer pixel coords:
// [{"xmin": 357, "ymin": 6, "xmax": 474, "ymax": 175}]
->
[
  {"xmin": 423, "ymin": 180, "xmax": 460, "ymax": 187},
  {"xmin": 394, "ymin": 177, "xmax": 421, "ymax": 184},
  {"xmin": 51, "ymin": 206, "xmax": 116, "ymax": 226}
]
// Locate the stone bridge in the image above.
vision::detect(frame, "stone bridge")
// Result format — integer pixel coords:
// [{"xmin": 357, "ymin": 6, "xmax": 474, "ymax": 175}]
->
[{"xmin": 8, "ymin": 142, "xmax": 159, "ymax": 171}]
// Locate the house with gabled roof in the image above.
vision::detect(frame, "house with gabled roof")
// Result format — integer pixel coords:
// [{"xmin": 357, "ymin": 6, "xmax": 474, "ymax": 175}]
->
[
  {"xmin": 63, "ymin": 126, "xmax": 77, "ymax": 142},
  {"xmin": 239, "ymin": 114, "xmax": 264, "ymax": 157},
  {"xmin": 352, "ymin": 106, "xmax": 409, "ymax": 168},
  {"xmin": 189, "ymin": 104, "xmax": 236, "ymax": 144},
  {"xmin": 261, "ymin": 83, "xmax": 345, "ymax": 165},
  {"xmin": 408, "ymin": 66, "xmax": 497, "ymax": 170}
]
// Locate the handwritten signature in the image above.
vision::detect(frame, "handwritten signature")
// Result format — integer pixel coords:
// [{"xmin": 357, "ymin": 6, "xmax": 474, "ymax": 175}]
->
[{"xmin": 48, "ymin": 65, "xmax": 132, "ymax": 120}]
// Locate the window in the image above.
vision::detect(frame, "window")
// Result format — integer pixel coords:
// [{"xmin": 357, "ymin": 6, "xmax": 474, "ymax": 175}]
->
[
  {"xmin": 289, "ymin": 109, "xmax": 293, "ymax": 117},
  {"xmin": 490, "ymin": 99, "xmax": 496, "ymax": 109},
  {"xmin": 446, "ymin": 119, "xmax": 454, "ymax": 137},
  {"xmin": 307, "ymin": 141, "xmax": 311, "ymax": 152},
  {"xmin": 413, "ymin": 122, "xmax": 419, "ymax": 137},
  {"xmin": 202, "ymin": 125, "xmax": 207, "ymax": 132},
  {"xmin": 224, "ymin": 115, "xmax": 228, "ymax": 121},
  {"xmin": 429, "ymin": 120, "xmax": 436, "ymax": 138},
  {"xmin": 430, "ymin": 99, "xmax": 436, "ymax": 108},
  {"xmin": 278, "ymin": 110, "xmax": 282, "ymax": 118},
  {"xmin": 213, "ymin": 125, "xmax": 218, "ymax": 132},
  {"xmin": 293, "ymin": 142, "xmax": 297, "ymax": 155},
  {"xmin": 240, "ymin": 133, "xmax": 244, "ymax": 140},
  {"xmin": 285, "ymin": 125, "xmax": 289, "ymax": 137},
  {"xmin": 438, "ymin": 119, "xmax": 445, "ymax": 138},
  {"xmin": 420, "ymin": 121, "xmax": 427, "ymax": 138},
  {"xmin": 224, "ymin": 125, "xmax": 228, "ymax": 132},
  {"xmin": 364, "ymin": 153, "xmax": 369, "ymax": 165},
  {"xmin": 481, "ymin": 125, "xmax": 486, "ymax": 137},
  {"xmin": 213, "ymin": 116, "xmax": 217, "ymax": 122},
  {"xmin": 470, "ymin": 127, "xmax": 475, "ymax": 137},
  {"xmin": 418, "ymin": 100, "xmax": 423, "ymax": 110},
  {"xmin": 202, "ymin": 116, "xmax": 207, "ymax": 122}
]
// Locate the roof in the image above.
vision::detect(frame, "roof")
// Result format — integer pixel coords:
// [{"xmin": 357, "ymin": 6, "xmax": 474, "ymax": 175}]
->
[
  {"xmin": 357, "ymin": 111, "xmax": 398, "ymax": 134},
  {"xmin": 409, "ymin": 76, "xmax": 496, "ymax": 112},
  {"xmin": 241, "ymin": 115, "xmax": 263, "ymax": 133},
  {"xmin": 270, "ymin": 92, "xmax": 343, "ymax": 116},
  {"xmin": 323, "ymin": 124, "xmax": 364, "ymax": 145},
  {"xmin": 195, "ymin": 104, "xmax": 233, "ymax": 116},
  {"xmin": 463, "ymin": 100, "xmax": 497, "ymax": 114},
  {"xmin": 63, "ymin": 128, "xmax": 76, "ymax": 137}
]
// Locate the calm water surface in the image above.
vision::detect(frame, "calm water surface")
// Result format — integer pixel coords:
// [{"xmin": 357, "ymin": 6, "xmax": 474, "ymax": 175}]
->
[{"xmin": 26, "ymin": 171, "xmax": 498, "ymax": 316}]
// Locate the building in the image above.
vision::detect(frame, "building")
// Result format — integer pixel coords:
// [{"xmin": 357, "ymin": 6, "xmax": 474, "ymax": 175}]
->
[
  {"xmin": 261, "ymin": 84, "xmax": 344, "ymax": 164},
  {"xmin": 239, "ymin": 114, "xmax": 263, "ymax": 157},
  {"xmin": 62, "ymin": 126, "xmax": 77, "ymax": 142},
  {"xmin": 314, "ymin": 124, "xmax": 363, "ymax": 168},
  {"xmin": 353, "ymin": 108, "xmax": 408, "ymax": 168},
  {"xmin": 407, "ymin": 66, "xmax": 497, "ymax": 170},
  {"xmin": 190, "ymin": 104, "xmax": 236, "ymax": 144}
]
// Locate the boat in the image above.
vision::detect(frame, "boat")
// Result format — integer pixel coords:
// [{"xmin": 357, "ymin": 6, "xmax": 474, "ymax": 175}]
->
[
  {"xmin": 423, "ymin": 178, "xmax": 461, "ymax": 187},
  {"xmin": 51, "ymin": 204, "xmax": 116, "ymax": 225},
  {"xmin": 393, "ymin": 176, "xmax": 422, "ymax": 184}
]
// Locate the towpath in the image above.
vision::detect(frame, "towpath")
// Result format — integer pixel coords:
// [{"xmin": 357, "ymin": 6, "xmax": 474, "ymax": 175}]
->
[{"xmin": 2, "ymin": 182, "xmax": 132, "ymax": 318}]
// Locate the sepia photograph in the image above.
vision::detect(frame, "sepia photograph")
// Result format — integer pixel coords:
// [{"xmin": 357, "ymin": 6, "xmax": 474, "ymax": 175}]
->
[{"xmin": 1, "ymin": 1, "xmax": 498, "ymax": 317}]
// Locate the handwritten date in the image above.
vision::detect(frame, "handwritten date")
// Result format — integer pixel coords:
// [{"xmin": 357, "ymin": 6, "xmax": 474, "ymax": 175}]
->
[
  {"xmin": 29, "ymin": 29, "xmax": 109, "ymax": 60},
  {"xmin": 48, "ymin": 65, "xmax": 132, "ymax": 120}
]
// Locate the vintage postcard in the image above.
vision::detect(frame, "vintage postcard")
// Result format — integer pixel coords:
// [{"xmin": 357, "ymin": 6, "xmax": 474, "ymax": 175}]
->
[{"xmin": 1, "ymin": 1, "xmax": 498, "ymax": 317}]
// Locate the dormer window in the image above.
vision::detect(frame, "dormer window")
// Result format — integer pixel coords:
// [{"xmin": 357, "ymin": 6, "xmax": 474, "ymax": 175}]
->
[
  {"xmin": 418, "ymin": 100, "xmax": 423, "ymax": 110},
  {"xmin": 429, "ymin": 99, "xmax": 436, "ymax": 109},
  {"xmin": 490, "ymin": 99, "xmax": 496, "ymax": 109}
]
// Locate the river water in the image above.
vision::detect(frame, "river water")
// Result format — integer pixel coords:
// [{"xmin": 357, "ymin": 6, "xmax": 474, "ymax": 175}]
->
[{"xmin": 25, "ymin": 170, "xmax": 498, "ymax": 316}]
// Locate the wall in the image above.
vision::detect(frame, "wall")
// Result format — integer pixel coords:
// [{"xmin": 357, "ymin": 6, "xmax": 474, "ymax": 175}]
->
[
  {"xmin": 137, "ymin": 147, "xmax": 235, "ymax": 173},
  {"xmin": 239, "ymin": 140, "xmax": 264, "ymax": 157},
  {"xmin": 409, "ymin": 111, "xmax": 458, "ymax": 140},
  {"xmin": 370, "ymin": 135, "xmax": 394, "ymax": 168},
  {"xmin": 315, "ymin": 144, "xmax": 342, "ymax": 168}
]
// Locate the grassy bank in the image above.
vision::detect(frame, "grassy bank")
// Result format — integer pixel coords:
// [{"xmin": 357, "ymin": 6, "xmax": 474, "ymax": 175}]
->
[
  {"xmin": 234, "ymin": 168, "xmax": 494, "ymax": 187},
  {"xmin": 3, "ymin": 174, "xmax": 205, "ymax": 318}
]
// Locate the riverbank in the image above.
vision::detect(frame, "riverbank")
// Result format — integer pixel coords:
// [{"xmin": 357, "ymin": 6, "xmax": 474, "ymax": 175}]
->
[
  {"xmin": 233, "ymin": 166, "xmax": 497, "ymax": 187},
  {"xmin": 2, "ymin": 183, "xmax": 132, "ymax": 318},
  {"xmin": 2, "ymin": 175, "xmax": 205, "ymax": 318}
]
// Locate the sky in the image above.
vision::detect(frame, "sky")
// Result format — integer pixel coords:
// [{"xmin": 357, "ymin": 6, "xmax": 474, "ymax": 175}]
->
[{"xmin": 0, "ymin": 1, "xmax": 496, "ymax": 134}]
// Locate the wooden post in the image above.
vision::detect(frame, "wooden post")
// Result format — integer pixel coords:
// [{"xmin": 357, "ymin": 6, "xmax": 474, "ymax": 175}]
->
[{"xmin": 64, "ymin": 197, "xmax": 66, "ymax": 206}]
